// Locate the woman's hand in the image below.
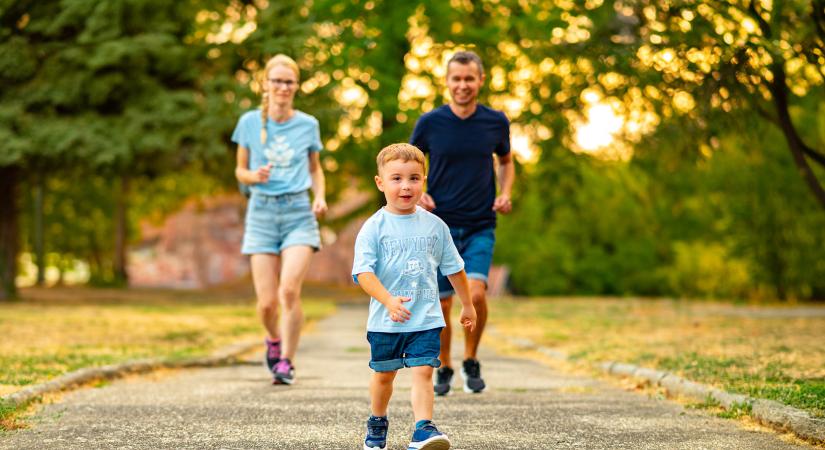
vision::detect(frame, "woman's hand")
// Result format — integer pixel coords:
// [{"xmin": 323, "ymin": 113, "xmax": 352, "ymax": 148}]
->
[
  {"xmin": 312, "ymin": 197, "xmax": 328, "ymax": 219},
  {"xmin": 255, "ymin": 163, "xmax": 273, "ymax": 183}
]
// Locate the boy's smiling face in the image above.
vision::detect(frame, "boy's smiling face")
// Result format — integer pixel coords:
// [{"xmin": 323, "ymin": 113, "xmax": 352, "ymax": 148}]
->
[{"xmin": 375, "ymin": 159, "xmax": 426, "ymax": 215}]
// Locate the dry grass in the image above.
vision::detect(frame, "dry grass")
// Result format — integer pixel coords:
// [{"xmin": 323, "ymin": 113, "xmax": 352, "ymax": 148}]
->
[
  {"xmin": 490, "ymin": 297, "xmax": 825, "ymax": 417},
  {"xmin": 0, "ymin": 285, "xmax": 337, "ymax": 395}
]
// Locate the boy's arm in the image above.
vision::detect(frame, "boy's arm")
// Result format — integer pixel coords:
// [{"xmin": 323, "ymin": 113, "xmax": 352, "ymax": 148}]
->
[
  {"xmin": 446, "ymin": 270, "xmax": 476, "ymax": 331},
  {"xmin": 356, "ymin": 272, "xmax": 411, "ymax": 323}
]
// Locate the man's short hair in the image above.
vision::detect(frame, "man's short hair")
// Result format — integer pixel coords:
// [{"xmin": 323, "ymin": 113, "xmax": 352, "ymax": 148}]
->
[
  {"xmin": 447, "ymin": 50, "xmax": 484, "ymax": 76},
  {"xmin": 376, "ymin": 143, "xmax": 426, "ymax": 173}
]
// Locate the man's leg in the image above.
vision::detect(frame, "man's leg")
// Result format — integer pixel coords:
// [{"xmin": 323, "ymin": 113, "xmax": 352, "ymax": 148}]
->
[
  {"xmin": 437, "ymin": 296, "xmax": 453, "ymax": 368},
  {"xmin": 463, "ymin": 279, "xmax": 488, "ymax": 360}
]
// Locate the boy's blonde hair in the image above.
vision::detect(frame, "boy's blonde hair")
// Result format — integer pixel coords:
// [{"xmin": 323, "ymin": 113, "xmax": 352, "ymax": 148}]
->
[{"xmin": 376, "ymin": 143, "xmax": 426, "ymax": 173}]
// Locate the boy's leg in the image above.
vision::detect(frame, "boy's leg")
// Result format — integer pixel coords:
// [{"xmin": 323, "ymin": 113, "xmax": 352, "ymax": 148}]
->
[
  {"xmin": 370, "ymin": 370, "xmax": 397, "ymax": 416},
  {"xmin": 411, "ymin": 365, "xmax": 435, "ymax": 422}
]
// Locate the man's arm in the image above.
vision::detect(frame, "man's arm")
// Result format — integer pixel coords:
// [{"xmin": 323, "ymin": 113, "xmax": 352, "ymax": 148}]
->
[{"xmin": 492, "ymin": 152, "xmax": 515, "ymax": 214}]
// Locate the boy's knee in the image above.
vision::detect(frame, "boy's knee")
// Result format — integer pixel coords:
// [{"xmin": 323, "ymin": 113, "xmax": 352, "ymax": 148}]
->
[{"xmin": 471, "ymin": 291, "xmax": 486, "ymax": 306}]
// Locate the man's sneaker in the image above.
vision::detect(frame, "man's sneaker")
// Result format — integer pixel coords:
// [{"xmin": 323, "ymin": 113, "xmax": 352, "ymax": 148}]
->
[
  {"xmin": 273, "ymin": 358, "xmax": 295, "ymax": 385},
  {"xmin": 407, "ymin": 420, "xmax": 450, "ymax": 450},
  {"xmin": 461, "ymin": 359, "xmax": 486, "ymax": 393},
  {"xmin": 264, "ymin": 338, "xmax": 281, "ymax": 372},
  {"xmin": 433, "ymin": 366, "xmax": 454, "ymax": 396},
  {"xmin": 363, "ymin": 415, "xmax": 388, "ymax": 450}
]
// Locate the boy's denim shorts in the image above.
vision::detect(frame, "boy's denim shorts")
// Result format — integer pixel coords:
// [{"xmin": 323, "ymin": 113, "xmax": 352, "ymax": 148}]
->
[
  {"xmin": 241, "ymin": 190, "xmax": 321, "ymax": 255},
  {"xmin": 366, "ymin": 327, "xmax": 443, "ymax": 372},
  {"xmin": 437, "ymin": 226, "xmax": 495, "ymax": 298}
]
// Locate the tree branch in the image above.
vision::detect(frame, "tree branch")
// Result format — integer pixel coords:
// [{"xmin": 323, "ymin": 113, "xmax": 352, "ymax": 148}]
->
[{"xmin": 767, "ymin": 64, "xmax": 825, "ymax": 208}]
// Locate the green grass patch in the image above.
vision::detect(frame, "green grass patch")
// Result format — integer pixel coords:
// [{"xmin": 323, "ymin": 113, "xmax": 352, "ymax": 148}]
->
[{"xmin": 491, "ymin": 297, "xmax": 825, "ymax": 418}]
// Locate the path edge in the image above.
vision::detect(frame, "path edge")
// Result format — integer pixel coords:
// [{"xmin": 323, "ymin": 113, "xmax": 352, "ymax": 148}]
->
[
  {"xmin": 0, "ymin": 339, "xmax": 260, "ymax": 409},
  {"xmin": 489, "ymin": 329, "xmax": 824, "ymax": 445}
]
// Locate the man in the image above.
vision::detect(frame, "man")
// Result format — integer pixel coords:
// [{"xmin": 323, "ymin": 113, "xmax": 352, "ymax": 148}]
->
[{"xmin": 410, "ymin": 50, "xmax": 515, "ymax": 395}]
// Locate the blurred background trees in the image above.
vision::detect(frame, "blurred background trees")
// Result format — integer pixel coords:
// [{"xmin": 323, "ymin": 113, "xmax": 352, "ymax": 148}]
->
[{"xmin": 1, "ymin": 0, "xmax": 823, "ymax": 301}]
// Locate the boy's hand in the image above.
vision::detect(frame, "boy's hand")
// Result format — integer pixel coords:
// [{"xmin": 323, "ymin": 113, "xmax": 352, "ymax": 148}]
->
[
  {"xmin": 386, "ymin": 296, "xmax": 412, "ymax": 323},
  {"xmin": 459, "ymin": 305, "xmax": 477, "ymax": 332},
  {"xmin": 255, "ymin": 162, "xmax": 273, "ymax": 183}
]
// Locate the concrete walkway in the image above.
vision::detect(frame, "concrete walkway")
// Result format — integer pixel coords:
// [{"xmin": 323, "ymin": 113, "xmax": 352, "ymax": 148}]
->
[{"xmin": 1, "ymin": 305, "xmax": 811, "ymax": 449}]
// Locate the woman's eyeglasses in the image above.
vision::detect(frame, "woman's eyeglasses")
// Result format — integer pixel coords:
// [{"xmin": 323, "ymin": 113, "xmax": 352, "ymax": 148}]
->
[{"xmin": 268, "ymin": 78, "xmax": 297, "ymax": 88}]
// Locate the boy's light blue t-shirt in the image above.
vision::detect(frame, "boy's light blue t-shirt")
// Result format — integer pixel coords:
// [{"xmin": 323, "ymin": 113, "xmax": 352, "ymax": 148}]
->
[
  {"xmin": 231, "ymin": 110, "xmax": 322, "ymax": 196},
  {"xmin": 352, "ymin": 207, "xmax": 464, "ymax": 333}
]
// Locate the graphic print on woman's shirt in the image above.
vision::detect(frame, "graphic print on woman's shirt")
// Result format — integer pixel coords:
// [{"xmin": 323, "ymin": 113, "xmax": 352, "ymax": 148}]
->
[{"xmin": 264, "ymin": 135, "xmax": 296, "ymax": 177}]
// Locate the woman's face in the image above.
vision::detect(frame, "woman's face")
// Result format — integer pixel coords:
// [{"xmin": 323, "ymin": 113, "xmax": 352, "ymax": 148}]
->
[{"xmin": 265, "ymin": 64, "xmax": 298, "ymax": 106}]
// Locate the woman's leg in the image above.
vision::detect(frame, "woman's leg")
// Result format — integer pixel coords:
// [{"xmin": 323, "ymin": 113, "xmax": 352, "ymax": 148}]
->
[
  {"xmin": 250, "ymin": 254, "xmax": 280, "ymax": 339},
  {"xmin": 370, "ymin": 370, "xmax": 397, "ymax": 416},
  {"xmin": 410, "ymin": 365, "xmax": 435, "ymax": 422},
  {"xmin": 277, "ymin": 245, "xmax": 314, "ymax": 360}
]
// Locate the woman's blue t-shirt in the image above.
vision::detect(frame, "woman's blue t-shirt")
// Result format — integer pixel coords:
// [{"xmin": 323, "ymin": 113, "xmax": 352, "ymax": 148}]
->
[{"xmin": 231, "ymin": 110, "xmax": 322, "ymax": 196}]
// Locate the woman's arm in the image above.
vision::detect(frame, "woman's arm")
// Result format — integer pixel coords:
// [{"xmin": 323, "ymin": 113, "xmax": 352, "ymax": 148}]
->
[
  {"xmin": 308, "ymin": 152, "xmax": 327, "ymax": 217},
  {"xmin": 235, "ymin": 145, "xmax": 270, "ymax": 185}
]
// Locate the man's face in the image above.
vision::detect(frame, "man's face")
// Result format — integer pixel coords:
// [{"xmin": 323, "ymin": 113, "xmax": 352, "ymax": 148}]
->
[{"xmin": 446, "ymin": 61, "xmax": 484, "ymax": 107}]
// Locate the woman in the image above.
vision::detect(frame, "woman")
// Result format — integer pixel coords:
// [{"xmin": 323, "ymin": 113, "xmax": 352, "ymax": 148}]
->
[{"xmin": 232, "ymin": 54, "xmax": 327, "ymax": 385}]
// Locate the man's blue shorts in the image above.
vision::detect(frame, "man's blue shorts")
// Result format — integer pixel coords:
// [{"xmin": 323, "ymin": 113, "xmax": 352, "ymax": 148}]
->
[
  {"xmin": 366, "ymin": 327, "xmax": 443, "ymax": 372},
  {"xmin": 437, "ymin": 226, "xmax": 495, "ymax": 298}
]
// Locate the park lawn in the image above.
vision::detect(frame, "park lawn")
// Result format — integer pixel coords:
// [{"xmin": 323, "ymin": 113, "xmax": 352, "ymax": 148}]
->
[
  {"xmin": 489, "ymin": 297, "xmax": 825, "ymax": 418},
  {"xmin": 0, "ymin": 286, "xmax": 337, "ymax": 396}
]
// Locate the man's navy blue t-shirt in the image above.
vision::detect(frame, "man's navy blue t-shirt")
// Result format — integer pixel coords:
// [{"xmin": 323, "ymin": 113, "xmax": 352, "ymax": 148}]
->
[{"xmin": 410, "ymin": 104, "xmax": 510, "ymax": 229}]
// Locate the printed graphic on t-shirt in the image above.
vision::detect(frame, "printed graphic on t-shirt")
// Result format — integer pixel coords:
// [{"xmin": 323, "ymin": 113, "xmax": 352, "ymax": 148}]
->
[{"xmin": 264, "ymin": 135, "xmax": 295, "ymax": 175}]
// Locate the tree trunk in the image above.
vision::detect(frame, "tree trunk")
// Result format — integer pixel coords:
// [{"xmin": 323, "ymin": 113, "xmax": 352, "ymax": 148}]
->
[
  {"xmin": 34, "ymin": 176, "xmax": 45, "ymax": 286},
  {"xmin": 113, "ymin": 175, "xmax": 130, "ymax": 284},
  {"xmin": 0, "ymin": 166, "xmax": 20, "ymax": 300}
]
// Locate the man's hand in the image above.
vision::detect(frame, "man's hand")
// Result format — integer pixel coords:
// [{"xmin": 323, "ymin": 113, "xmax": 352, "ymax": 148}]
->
[
  {"xmin": 312, "ymin": 198, "xmax": 327, "ymax": 219},
  {"xmin": 492, "ymin": 193, "xmax": 512, "ymax": 214},
  {"xmin": 386, "ymin": 296, "xmax": 412, "ymax": 323},
  {"xmin": 255, "ymin": 162, "xmax": 273, "ymax": 183},
  {"xmin": 418, "ymin": 192, "xmax": 436, "ymax": 211},
  {"xmin": 459, "ymin": 304, "xmax": 477, "ymax": 332}
]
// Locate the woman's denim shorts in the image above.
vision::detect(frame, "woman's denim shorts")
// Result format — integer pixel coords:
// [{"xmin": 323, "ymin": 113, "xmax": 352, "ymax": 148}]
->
[
  {"xmin": 241, "ymin": 190, "xmax": 321, "ymax": 255},
  {"xmin": 366, "ymin": 327, "xmax": 443, "ymax": 372}
]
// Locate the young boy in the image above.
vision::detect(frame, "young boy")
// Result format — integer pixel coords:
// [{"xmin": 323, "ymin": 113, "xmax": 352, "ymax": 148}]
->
[{"xmin": 353, "ymin": 143, "xmax": 477, "ymax": 450}]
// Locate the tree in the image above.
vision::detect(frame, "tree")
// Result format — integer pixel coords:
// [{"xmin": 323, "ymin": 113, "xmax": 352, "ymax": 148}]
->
[{"xmin": 0, "ymin": 0, "xmax": 227, "ymax": 298}]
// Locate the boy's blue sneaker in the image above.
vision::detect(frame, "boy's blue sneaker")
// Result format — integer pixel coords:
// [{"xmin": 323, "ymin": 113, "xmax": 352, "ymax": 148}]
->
[
  {"xmin": 407, "ymin": 420, "xmax": 450, "ymax": 450},
  {"xmin": 364, "ymin": 415, "xmax": 388, "ymax": 450}
]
